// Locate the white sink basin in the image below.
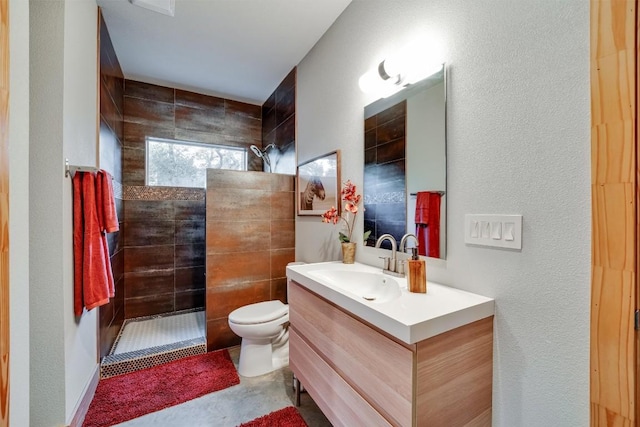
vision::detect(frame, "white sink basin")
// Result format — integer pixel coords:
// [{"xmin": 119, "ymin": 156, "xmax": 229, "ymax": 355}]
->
[
  {"xmin": 307, "ymin": 269, "xmax": 401, "ymax": 303},
  {"xmin": 286, "ymin": 261, "xmax": 495, "ymax": 344}
]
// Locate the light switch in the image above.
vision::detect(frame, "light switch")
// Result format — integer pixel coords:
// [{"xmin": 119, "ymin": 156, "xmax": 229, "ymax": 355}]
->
[
  {"xmin": 464, "ymin": 214, "xmax": 522, "ymax": 250},
  {"xmin": 491, "ymin": 222, "xmax": 501, "ymax": 240},
  {"xmin": 480, "ymin": 221, "xmax": 490, "ymax": 239},
  {"xmin": 504, "ymin": 222, "xmax": 515, "ymax": 241},
  {"xmin": 470, "ymin": 220, "xmax": 479, "ymax": 238}
]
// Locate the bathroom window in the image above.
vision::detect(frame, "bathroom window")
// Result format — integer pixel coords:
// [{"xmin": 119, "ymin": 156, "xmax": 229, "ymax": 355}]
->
[{"xmin": 146, "ymin": 137, "xmax": 247, "ymax": 188}]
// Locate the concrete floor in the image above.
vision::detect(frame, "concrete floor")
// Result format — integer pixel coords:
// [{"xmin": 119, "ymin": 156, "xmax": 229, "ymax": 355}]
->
[{"xmin": 114, "ymin": 347, "xmax": 332, "ymax": 427}]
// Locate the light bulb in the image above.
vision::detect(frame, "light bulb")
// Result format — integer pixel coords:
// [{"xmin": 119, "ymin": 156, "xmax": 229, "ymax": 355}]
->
[
  {"xmin": 359, "ymin": 68, "xmax": 404, "ymax": 98},
  {"xmin": 358, "ymin": 69, "xmax": 383, "ymax": 94}
]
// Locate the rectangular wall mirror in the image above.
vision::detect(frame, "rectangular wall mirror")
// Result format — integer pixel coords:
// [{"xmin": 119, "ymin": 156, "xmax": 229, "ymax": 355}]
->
[{"xmin": 363, "ymin": 64, "xmax": 447, "ymax": 259}]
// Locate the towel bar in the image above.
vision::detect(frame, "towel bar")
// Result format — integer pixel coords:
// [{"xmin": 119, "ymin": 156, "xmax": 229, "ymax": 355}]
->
[
  {"xmin": 409, "ymin": 191, "xmax": 445, "ymax": 196},
  {"xmin": 64, "ymin": 158, "xmax": 103, "ymax": 178}
]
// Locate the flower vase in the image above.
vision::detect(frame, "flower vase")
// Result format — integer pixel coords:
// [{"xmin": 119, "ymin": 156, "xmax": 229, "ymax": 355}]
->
[{"xmin": 341, "ymin": 242, "xmax": 356, "ymax": 264}]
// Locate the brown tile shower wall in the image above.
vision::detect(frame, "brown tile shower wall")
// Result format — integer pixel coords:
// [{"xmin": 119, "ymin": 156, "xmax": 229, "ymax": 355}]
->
[
  {"xmin": 122, "ymin": 191, "xmax": 206, "ymax": 318},
  {"xmin": 364, "ymin": 100, "xmax": 407, "ymax": 249},
  {"xmin": 123, "ymin": 80, "xmax": 263, "ymax": 186},
  {"xmin": 205, "ymin": 170, "xmax": 295, "ymax": 351},
  {"xmin": 98, "ymin": 11, "xmax": 125, "ymax": 359},
  {"xmin": 262, "ymin": 68, "xmax": 296, "ymax": 174},
  {"xmin": 122, "ymin": 80, "xmax": 263, "ymax": 319}
]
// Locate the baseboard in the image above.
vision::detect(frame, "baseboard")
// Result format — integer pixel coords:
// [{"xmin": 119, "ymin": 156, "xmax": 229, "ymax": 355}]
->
[{"xmin": 68, "ymin": 365, "xmax": 100, "ymax": 427}]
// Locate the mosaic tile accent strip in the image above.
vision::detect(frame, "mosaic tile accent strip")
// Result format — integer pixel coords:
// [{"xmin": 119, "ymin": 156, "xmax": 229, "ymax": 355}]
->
[
  {"xmin": 364, "ymin": 191, "xmax": 405, "ymax": 204},
  {"xmin": 124, "ymin": 185, "xmax": 205, "ymax": 201},
  {"xmin": 101, "ymin": 338, "xmax": 206, "ymax": 378}
]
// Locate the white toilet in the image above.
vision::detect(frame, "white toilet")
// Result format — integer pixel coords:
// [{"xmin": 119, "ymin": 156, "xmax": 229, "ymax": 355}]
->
[{"xmin": 228, "ymin": 300, "xmax": 289, "ymax": 377}]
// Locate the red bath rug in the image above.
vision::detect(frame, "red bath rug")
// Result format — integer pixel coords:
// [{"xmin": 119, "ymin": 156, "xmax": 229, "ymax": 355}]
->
[
  {"xmin": 83, "ymin": 349, "xmax": 240, "ymax": 427},
  {"xmin": 239, "ymin": 406, "xmax": 308, "ymax": 427}
]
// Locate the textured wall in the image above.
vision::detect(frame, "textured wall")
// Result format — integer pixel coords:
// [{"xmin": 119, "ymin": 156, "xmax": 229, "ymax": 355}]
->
[
  {"xmin": 296, "ymin": 0, "xmax": 590, "ymax": 425},
  {"xmin": 61, "ymin": 1, "xmax": 101, "ymax": 421},
  {"xmin": 98, "ymin": 11, "xmax": 125, "ymax": 360},
  {"xmin": 30, "ymin": 3, "xmax": 67, "ymax": 422},
  {"xmin": 205, "ymin": 170, "xmax": 295, "ymax": 351},
  {"xmin": 9, "ymin": 0, "xmax": 30, "ymax": 424},
  {"xmin": 30, "ymin": 0, "xmax": 100, "ymax": 424}
]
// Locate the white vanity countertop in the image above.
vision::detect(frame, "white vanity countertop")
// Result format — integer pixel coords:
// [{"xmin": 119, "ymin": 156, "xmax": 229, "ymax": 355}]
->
[{"xmin": 286, "ymin": 261, "xmax": 495, "ymax": 345}]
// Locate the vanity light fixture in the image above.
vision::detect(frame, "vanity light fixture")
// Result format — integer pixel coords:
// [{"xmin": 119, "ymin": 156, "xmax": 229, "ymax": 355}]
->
[
  {"xmin": 358, "ymin": 59, "xmax": 406, "ymax": 98},
  {"xmin": 129, "ymin": 0, "xmax": 175, "ymax": 17},
  {"xmin": 359, "ymin": 38, "xmax": 444, "ymax": 98}
]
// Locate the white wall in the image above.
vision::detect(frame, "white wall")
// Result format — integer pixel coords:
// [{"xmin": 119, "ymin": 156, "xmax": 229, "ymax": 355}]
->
[
  {"xmin": 30, "ymin": 0, "xmax": 99, "ymax": 424},
  {"xmin": 62, "ymin": 1, "xmax": 100, "ymax": 421},
  {"xmin": 30, "ymin": 0, "xmax": 66, "ymax": 422},
  {"xmin": 9, "ymin": 0, "xmax": 30, "ymax": 424},
  {"xmin": 296, "ymin": 1, "xmax": 590, "ymax": 425}
]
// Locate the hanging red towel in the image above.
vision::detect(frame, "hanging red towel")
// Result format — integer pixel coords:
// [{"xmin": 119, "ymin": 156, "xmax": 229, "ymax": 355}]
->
[
  {"xmin": 96, "ymin": 170, "xmax": 119, "ymax": 233},
  {"xmin": 72, "ymin": 172, "xmax": 85, "ymax": 316},
  {"xmin": 72, "ymin": 171, "xmax": 117, "ymax": 316},
  {"xmin": 96, "ymin": 170, "xmax": 119, "ymax": 299},
  {"xmin": 415, "ymin": 191, "xmax": 442, "ymax": 258}
]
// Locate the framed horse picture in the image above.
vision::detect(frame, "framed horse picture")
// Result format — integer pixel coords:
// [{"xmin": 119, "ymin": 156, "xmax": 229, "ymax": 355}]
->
[{"xmin": 297, "ymin": 150, "xmax": 341, "ymax": 216}]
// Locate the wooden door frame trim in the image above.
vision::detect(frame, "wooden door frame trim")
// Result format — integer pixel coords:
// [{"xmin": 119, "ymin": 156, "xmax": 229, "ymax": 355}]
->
[
  {"xmin": 590, "ymin": 0, "xmax": 638, "ymax": 425},
  {"xmin": 0, "ymin": 0, "xmax": 9, "ymax": 424}
]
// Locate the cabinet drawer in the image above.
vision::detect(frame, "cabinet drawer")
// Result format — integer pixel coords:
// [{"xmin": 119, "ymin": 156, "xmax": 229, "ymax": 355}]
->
[
  {"xmin": 289, "ymin": 281, "xmax": 413, "ymax": 426},
  {"xmin": 290, "ymin": 329, "xmax": 392, "ymax": 427}
]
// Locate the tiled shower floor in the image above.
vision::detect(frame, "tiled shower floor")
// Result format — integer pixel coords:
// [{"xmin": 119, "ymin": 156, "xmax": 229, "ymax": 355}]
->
[
  {"xmin": 113, "ymin": 310, "xmax": 205, "ymax": 354},
  {"xmin": 101, "ymin": 309, "xmax": 207, "ymax": 378}
]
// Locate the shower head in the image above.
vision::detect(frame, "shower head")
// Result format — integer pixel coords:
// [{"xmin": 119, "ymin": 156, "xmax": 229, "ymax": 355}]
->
[
  {"xmin": 249, "ymin": 144, "xmax": 272, "ymax": 171},
  {"xmin": 250, "ymin": 144, "xmax": 264, "ymax": 158},
  {"xmin": 250, "ymin": 144, "xmax": 278, "ymax": 157}
]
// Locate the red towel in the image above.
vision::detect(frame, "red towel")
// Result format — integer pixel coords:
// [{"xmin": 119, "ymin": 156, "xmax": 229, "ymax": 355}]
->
[
  {"xmin": 72, "ymin": 171, "xmax": 116, "ymax": 316},
  {"xmin": 72, "ymin": 173, "xmax": 85, "ymax": 316},
  {"xmin": 415, "ymin": 191, "xmax": 442, "ymax": 258},
  {"xmin": 96, "ymin": 170, "xmax": 119, "ymax": 233},
  {"xmin": 96, "ymin": 170, "xmax": 118, "ymax": 299}
]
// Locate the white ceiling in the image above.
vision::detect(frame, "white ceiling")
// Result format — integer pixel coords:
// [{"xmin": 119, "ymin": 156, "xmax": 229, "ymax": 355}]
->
[{"xmin": 97, "ymin": 0, "xmax": 352, "ymax": 105}]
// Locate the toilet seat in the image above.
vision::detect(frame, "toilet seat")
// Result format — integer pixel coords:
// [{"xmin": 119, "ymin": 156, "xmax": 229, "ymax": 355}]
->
[{"xmin": 229, "ymin": 300, "xmax": 288, "ymax": 325}]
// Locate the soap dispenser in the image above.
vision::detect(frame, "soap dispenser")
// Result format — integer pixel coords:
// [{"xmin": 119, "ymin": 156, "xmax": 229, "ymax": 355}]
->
[{"xmin": 407, "ymin": 247, "xmax": 426, "ymax": 293}]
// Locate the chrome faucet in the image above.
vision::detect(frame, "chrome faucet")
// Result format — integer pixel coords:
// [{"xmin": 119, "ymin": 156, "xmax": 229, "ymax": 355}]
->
[
  {"xmin": 375, "ymin": 234, "xmax": 402, "ymax": 277},
  {"xmin": 400, "ymin": 233, "xmax": 419, "ymax": 253},
  {"xmin": 398, "ymin": 233, "xmax": 419, "ymax": 275}
]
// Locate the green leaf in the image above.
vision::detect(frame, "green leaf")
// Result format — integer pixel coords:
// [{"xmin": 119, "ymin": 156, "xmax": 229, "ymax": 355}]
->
[
  {"xmin": 363, "ymin": 230, "xmax": 372, "ymax": 243},
  {"xmin": 338, "ymin": 232, "xmax": 350, "ymax": 243}
]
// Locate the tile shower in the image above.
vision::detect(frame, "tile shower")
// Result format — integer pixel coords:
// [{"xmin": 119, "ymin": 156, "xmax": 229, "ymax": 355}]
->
[{"xmin": 98, "ymin": 15, "xmax": 297, "ymax": 371}]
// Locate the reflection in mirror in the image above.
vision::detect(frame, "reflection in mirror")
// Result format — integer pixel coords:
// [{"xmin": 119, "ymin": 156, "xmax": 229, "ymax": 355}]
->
[{"xmin": 363, "ymin": 64, "xmax": 446, "ymax": 259}]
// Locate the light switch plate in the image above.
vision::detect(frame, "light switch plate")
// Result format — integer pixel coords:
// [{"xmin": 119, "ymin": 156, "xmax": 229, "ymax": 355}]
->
[{"xmin": 465, "ymin": 214, "xmax": 522, "ymax": 250}]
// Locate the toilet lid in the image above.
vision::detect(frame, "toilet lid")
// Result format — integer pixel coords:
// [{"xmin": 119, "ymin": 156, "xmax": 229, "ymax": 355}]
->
[{"xmin": 228, "ymin": 300, "xmax": 288, "ymax": 325}]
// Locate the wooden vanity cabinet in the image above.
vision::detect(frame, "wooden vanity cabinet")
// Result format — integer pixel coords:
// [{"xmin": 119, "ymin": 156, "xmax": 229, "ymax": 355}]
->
[{"xmin": 288, "ymin": 280, "xmax": 493, "ymax": 427}]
